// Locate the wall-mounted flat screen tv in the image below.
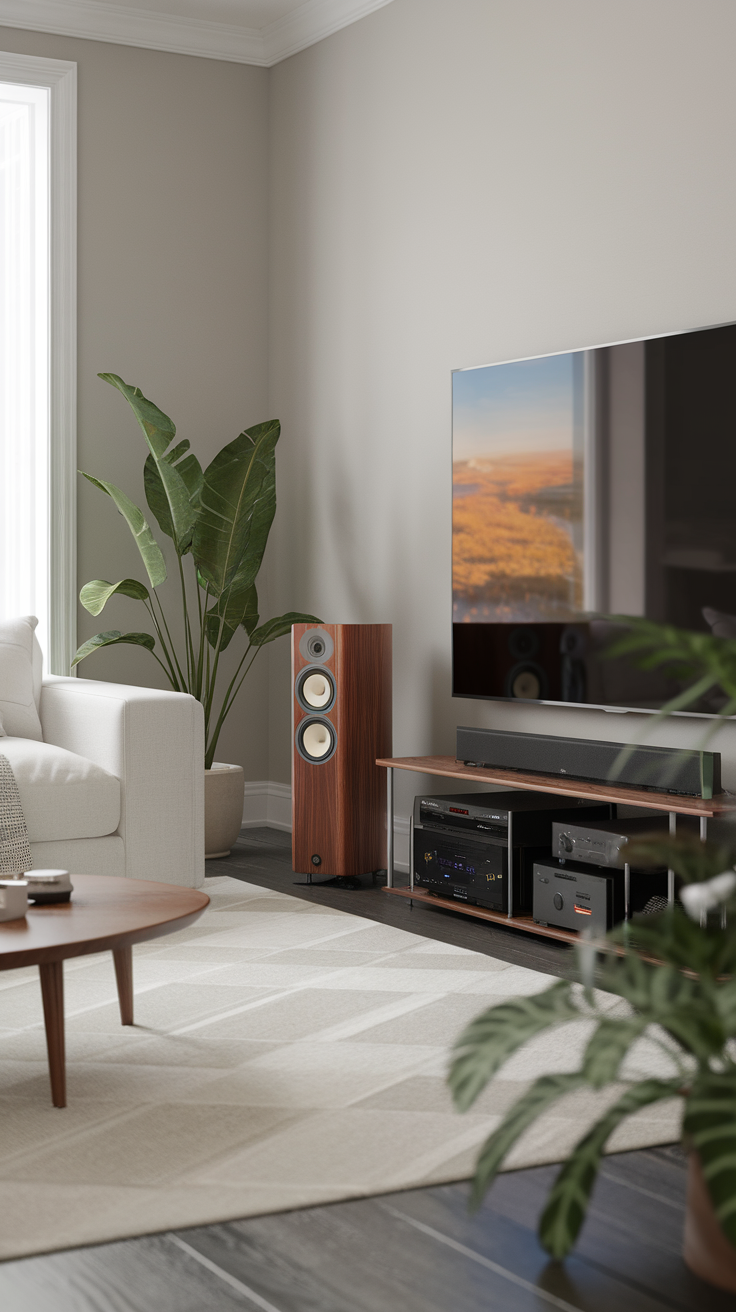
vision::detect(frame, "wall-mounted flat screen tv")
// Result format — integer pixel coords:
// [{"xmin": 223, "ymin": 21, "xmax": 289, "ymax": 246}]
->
[{"xmin": 452, "ymin": 320, "xmax": 736, "ymax": 714}]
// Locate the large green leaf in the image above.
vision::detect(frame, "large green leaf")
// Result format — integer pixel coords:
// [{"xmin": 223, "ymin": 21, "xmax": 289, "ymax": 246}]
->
[
  {"xmin": 597, "ymin": 951, "xmax": 726, "ymax": 1060},
  {"xmin": 449, "ymin": 981, "xmax": 582, "ymax": 1113},
  {"xmin": 143, "ymin": 444, "xmax": 203, "ymax": 551},
  {"xmin": 581, "ymin": 1017, "xmax": 649, "ymax": 1088},
  {"xmin": 71, "ymin": 630, "xmax": 156, "ymax": 668},
  {"xmin": 80, "ymin": 473, "xmax": 167, "ymax": 589},
  {"xmin": 204, "ymin": 584, "xmax": 259, "ymax": 652},
  {"xmin": 193, "ymin": 420, "xmax": 280, "ymax": 598},
  {"xmin": 539, "ymin": 1078, "xmax": 683, "ymax": 1258},
  {"xmin": 683, "ymin": 1070, "xmax": 736, "ymax": 1249},
  {"xmin": 80, "ymin": 578, "xmax": 150, "ymax": 617},
  {"xmin": 469, "ymin": 1073, "xmax": 587, "ymax": 1210},
  {"xmin": 715, "ymin": 980, "xmax": 736, "ymax": 1036},
  {"xmin": 99, "ymin": 374, "xmax": 196, "ymax": 554},
  {"xmin": 250, "ymin": 612, "xmax": 322, "ymax": 648}
]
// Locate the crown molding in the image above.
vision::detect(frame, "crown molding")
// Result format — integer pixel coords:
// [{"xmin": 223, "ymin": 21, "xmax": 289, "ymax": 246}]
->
[
  {"xmin": 0, "ymin": 0, "xmax": 395, "ymax": 66},
  {"xmin": 263, "ymin": 0, "xmax": 394, "ymax": 64}
]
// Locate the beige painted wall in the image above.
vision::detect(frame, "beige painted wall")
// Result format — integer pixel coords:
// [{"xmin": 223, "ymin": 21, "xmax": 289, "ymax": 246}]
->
[
  {"xmin": 267, "ymin": 0, "xmax": 736, "ymax": 817},
  {"xmin": 0, "ymin": 26, "xmax": 272, "ymax": 775}
]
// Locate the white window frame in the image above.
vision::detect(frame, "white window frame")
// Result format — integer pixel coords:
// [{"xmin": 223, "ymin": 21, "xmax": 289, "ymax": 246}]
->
[{"xmin": 0, "ymin": 51, "xmax": 76, "ymax": 675}]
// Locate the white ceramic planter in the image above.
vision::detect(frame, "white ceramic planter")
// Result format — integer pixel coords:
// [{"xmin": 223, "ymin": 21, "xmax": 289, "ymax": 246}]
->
[{"xmin": 204, "ymin": 762, "xmax": 245, "ymax": 859}]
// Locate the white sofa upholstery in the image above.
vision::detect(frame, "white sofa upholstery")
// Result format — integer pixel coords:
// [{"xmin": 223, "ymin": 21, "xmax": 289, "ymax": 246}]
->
[{"xmin": 3, "ymin": 676, "xmax": 205, "ymax": 888}]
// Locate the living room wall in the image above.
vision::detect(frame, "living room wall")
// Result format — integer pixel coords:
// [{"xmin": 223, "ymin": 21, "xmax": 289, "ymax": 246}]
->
[
  {"xmin": 0, "ymin": 26, "xmax": 271, "ymax": 777},
  {"xmin": 267, "ymin": 0, "xmax": 736, "ymax": 822}
]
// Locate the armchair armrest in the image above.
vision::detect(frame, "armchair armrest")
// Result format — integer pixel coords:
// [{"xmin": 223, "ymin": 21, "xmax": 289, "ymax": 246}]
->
[{"xmin": 40, "ymin": 676, "xmax": 204, "ymax": 887}]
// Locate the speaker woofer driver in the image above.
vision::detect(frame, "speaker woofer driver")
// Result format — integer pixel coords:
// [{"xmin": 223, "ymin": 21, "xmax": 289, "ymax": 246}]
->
[
  {"xmin": 296, "ymin": 665, "xmax": 336, "ymax": 712},
  {"xmin": 504, "ymin": 662, "xmax": 548, "ymax": 700},
  {"xmin": 296, "ymin": 716, "xmax": 337, "ymax": 763}
]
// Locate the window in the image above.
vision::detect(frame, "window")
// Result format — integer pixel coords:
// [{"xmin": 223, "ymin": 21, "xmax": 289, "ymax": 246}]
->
[{"xmin": 0, "ymin": 53, "xmax": 75, "ymax": 674}]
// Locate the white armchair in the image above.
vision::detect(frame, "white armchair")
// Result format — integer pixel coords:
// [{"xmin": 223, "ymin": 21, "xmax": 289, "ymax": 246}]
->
[
  {"xmin": 0, "ymin": 615, "xmax": 204, "ymax": 888},
  {"xmin": 35, "ymin": 677, "xmax": 205, "ymax": 887}
]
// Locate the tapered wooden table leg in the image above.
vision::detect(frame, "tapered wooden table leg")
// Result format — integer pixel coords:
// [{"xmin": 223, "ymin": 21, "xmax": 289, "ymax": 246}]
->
[
  {"xmin": 112, "ymin": 945, "xmax": 133, "ymax": 1025},
  {"xmin": 38, "ymin": 960, "xmax": 66, "ymax": 1108}
]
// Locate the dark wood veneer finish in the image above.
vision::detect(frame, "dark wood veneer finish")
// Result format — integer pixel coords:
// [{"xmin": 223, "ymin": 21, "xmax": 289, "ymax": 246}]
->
[
  {"xmin": 292, "ymin": 623, "xmax": 392, "ymax": 877},
  {"xmin": 376, "ymin": 754, "xmax": 736, "ymax": 816}
]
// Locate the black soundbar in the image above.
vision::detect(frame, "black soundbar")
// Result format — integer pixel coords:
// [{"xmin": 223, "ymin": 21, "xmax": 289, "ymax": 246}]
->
[{"xmin": 456, "ymin": 726, "xmax": 721, "ymax": 799}]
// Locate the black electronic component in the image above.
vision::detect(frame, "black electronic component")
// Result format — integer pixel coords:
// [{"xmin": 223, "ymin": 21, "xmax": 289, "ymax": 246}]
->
[
  {"xmin": 412, "ymin": 791, "xmax": 612, "ymax": 916},
  {"xmin": 456, "ymin": 726, "xmax": 721, "ymax": 799}
]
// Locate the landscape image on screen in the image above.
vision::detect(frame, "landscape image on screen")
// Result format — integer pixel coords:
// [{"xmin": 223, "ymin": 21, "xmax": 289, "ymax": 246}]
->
[{"xmin": 452, "ymin": 353, "xmax": 584, "ymax": 623}]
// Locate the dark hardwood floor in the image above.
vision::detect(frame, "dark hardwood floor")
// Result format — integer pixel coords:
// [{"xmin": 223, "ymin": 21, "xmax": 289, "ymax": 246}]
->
[{"xmin": 0, "ymin": 827, "xmax": 725, "ymax": 1311}]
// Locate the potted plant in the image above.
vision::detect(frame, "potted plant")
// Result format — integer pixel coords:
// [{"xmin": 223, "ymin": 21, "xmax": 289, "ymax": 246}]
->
[
  {"xmin": 448, "ymin": 831, "xmax": 736, "ymax": 1291},
  {"xmin": 74, "ymin": 373, "xmax": 320, "ymax": 856}
]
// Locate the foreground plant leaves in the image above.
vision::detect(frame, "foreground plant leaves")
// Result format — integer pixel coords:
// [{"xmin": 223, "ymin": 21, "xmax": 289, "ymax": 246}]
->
[
  {"xmin": 449, "ymin": 981, "xmax": 582, "ymax": 1113},
  {"xmin": 539, "ymin": 1078, "xmax": 684, "ymax": 1258},
  {"xmin": 683, "ymin": 1070, "xmax": 736, "ymax": 1248},
  {"xmin": 469, "ymin": 1073, "xmax": 587, "ymax": 1210}
]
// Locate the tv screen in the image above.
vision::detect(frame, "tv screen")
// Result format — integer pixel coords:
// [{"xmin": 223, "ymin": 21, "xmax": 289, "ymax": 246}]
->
[{"xmin": 452, "ymin": 320, "xmax": 736, "ymax": 712}]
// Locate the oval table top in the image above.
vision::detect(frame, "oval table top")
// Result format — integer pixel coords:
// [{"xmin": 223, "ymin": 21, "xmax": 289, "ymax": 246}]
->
[{"xmin": 0, "ymin": 875, "xmax": 210, "ymax": 970}]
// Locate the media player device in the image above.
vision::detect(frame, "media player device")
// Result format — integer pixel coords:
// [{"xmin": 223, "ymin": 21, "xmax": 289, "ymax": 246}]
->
[
  {"xmin": 533, "ymin": 860, "xmax": 623, "ymax": 935},
  {"xmin": 552, "ymin": 816, "xmax": 674, "ymax": 868},
  {"xmin": 456, "ymin": 726, "xmax": 721, "ymax": 798},
  {"xmin": 412, "ymin": 791, "xmax": 612, "ymax": 916}
]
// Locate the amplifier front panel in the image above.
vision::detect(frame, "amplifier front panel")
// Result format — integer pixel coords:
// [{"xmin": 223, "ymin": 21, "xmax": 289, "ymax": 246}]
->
[{"xmin": 413, "ymin": 829, "xmax": 507, "ymax": 912}]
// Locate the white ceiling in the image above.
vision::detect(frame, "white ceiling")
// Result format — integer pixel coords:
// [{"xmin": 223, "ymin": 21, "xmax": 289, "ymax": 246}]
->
[{"xmin": 0, "ymin": 0, "xmax": 395, "ymax": 65}]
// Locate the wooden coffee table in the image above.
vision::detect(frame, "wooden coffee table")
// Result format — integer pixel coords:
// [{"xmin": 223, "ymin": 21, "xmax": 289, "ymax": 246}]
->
[{"xmin": 0, "ymin": 875, "xmax": 209, "ymax": 1107}]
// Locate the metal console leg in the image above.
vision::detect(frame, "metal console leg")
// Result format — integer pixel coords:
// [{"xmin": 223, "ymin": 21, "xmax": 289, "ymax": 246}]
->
[
  {"xmin": 624, "ymin": 862, "xmax": 631, "ymax": 921},
  {"xmin": 668, "ymin": 812, "xmax": 676, "ymax": 905},
  {"xmin": 386, "ymin": 767, "xmax": 394, "ymax": 889}
]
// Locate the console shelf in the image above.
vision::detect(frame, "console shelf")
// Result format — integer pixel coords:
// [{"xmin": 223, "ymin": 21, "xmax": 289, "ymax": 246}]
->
[
  {"xmin": 376, "ymin": 754, "xmax": 736, "ymax": 943},
  {"xmin": 383, "ymin": 885, "xmax": 581, "ymax": 945}
]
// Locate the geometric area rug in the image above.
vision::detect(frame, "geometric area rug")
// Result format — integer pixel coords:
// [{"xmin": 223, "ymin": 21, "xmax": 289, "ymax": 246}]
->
[{"xmin": 0, "ymin": 876, "xmax": 681, "ymax": 1261}]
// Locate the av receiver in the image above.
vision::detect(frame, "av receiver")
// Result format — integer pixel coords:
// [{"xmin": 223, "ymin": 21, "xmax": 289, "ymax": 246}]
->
[
  {"xmin": 412, "ymin": 791, "xmax": 612, "ymax": 916},
  {"xmin": 456, "ymin": 726, "xmax": 722, "ymax": 798}
]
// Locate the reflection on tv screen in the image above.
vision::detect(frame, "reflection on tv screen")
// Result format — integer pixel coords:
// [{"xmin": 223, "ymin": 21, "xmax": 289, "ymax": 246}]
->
[{"xmin": 452, "ymin": 321, "xmax": 736, "ymax": 711}]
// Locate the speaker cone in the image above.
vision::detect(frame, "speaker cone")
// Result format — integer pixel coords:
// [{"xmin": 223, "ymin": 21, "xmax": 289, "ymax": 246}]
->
[
  {"xmin": 296, "ymin": 666, "xmax": 336, "ymax": 712},
  {"xmin": 505, "ymin": 662, "xmax": 548, "ymax": 700},
  {"xmin": 296, "ymin": 717, "xmax": 337, "ymax": 763}
]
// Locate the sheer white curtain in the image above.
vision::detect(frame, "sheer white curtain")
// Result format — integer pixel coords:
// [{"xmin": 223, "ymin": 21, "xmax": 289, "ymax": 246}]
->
[{"xmin": 0, "ymin": 81, "xmax": 50, "ymax": 658}]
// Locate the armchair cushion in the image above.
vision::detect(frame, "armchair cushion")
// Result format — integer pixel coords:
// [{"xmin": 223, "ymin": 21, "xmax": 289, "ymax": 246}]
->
[
  {"xmin": 0, "ymin": 737, "xmax": 120, "ymax": 842},
  {"xmin": 0, "ymin": 617, "xmax": 43, "ymax": 741}
]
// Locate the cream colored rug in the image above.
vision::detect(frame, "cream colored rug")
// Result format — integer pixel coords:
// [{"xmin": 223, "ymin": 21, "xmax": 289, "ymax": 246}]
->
[{"xmin": 0, "ymin": 876, "xmax": 681, "ymax": 1260}]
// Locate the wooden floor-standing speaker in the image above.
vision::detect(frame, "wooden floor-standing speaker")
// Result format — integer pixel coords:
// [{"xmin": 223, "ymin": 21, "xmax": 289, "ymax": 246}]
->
[{"xmin": 292, "ymin": 623, "xmax": 392, "ymax": 880}]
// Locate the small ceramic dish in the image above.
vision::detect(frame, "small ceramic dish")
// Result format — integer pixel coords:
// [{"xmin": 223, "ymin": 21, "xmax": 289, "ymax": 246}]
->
[{"xmin": 0, "ymin": 879, "xmax": 28, "ymax": 921}]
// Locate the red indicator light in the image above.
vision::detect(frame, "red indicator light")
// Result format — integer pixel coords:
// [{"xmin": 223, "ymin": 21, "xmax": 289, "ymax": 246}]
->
[
  {"xmin": 574, "ymin": 906, "xmax": 592, "ymax": 915},
  {"xmin": 449, "ymin": 807, "xmax": 469, "ymax": 814}
]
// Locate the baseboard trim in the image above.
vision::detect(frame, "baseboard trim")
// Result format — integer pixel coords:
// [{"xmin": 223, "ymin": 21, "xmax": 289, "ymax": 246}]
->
[
  {"xmin": 242, "ymin": 780, "xmax": 292, "ymax": 832},
  {"xmin": 241, "ymin": 781, "xmax": 410, "ymax": 870}
]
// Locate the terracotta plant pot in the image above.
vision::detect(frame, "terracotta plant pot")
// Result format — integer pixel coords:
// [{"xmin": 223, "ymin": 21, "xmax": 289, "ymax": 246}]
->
[
  {"xmin": 684, "ymin": 1152, "xmax": 736, "ymax": 1292},
  {"xmin": 204, "ymin": 763, "xmax": 244, "ymax": 859}
]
